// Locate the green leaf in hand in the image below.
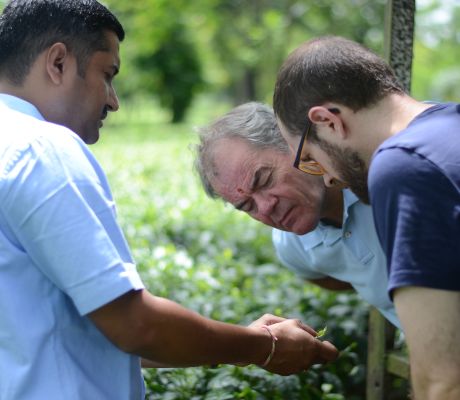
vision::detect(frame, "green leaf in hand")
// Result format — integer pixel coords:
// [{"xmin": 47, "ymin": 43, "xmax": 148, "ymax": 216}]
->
[{"xmin": 316, "ymin": 326, "xmax": 327, "ymax": 339}]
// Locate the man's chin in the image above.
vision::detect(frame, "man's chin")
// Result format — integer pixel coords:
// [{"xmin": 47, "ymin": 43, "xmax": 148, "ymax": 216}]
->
[
  {"xmin": 288, "ymin": 219, "xmax": 320, "ymax": 235},
  {"xmin": 84, "ymin": 129, "xmax": 100, "ymax": 145}
]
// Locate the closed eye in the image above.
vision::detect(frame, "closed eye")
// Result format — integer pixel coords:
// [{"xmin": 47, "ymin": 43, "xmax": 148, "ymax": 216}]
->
[
  {"xmin": 241, "ymin": 200, "xmax": 255, "ymax": 213},
  {"xmin": 261, "ymin": 172, "xmax": 274, "ymax": 189}
]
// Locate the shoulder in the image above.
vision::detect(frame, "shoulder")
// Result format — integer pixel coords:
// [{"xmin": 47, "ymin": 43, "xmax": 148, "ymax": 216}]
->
[
  {"xmin": 2, "ymin": 109, "xmax": 85, "ymax": 159},
  {"xmin": 1, "ymin": 117, "xmax": 107, "ymax": 203},
  {"xmin": 272, "ymin": 229, "xmax": 302, "ymax": 256},
  {"xmin": 370, "ymin": 103, "xmax": 460, "ymax": 192},
  {"xmin": 369, "ymin": 145, "xmax": 443, "ymax": 203},
  {"xmin": 271, "ymin": 228, "xmax": 328, "ymax": 279}
]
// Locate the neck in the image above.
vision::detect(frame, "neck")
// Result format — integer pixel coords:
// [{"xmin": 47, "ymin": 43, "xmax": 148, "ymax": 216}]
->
[
  {"xmin": 0, "ymin": 79, "xmax": 36, "ymax": 106},
  {"xmin": 0, "ymin": 80, "xmax": 19, "ymax": 95},
  {"xmin": 320, "ymin": 186, "xmax": 343, "ymax": 228},
  {"xmin": 345, "ymin": 93, "xmax": 433, "ymax": 167},
  {"xmin": 375, "ymin": 93, "xmax": 433, "ymax": 138}
]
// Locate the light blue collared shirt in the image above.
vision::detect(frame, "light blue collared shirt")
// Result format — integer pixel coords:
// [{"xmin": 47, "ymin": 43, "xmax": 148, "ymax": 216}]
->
[
  {"xmin": 272, "ymin": 189, "xmax": 400, "ymax": 328},
  {"xmin": 0, "ymin": 94, "xmax": 145, "ymax": 399}
]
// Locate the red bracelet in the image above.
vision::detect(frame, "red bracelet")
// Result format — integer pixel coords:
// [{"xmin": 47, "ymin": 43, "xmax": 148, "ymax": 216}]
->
[{"xmin": 260, "ymin": 325, "xmax": 278, "ymax": 367}]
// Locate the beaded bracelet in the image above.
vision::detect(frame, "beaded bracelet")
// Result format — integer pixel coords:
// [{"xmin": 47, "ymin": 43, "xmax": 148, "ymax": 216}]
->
[{"xmin": 260, "ymin": 325, "xmax": 278, "ymax": 367}]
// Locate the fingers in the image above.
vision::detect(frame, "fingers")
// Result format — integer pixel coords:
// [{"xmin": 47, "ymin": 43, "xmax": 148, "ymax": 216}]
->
[
  {"xmin": 257, "ymin": 318, "xmax": 338, "ymax": 376},
  {"xmin": 314, "ymin": 340, "xmax": 339, "ymax": 363},
  {"xmin": 249, "ymin": 315, "xmax": 318, "ymax": 336},
  {"xmin": 248, "ymin": 313, "xmax": 286, "ymax": 328},
  {"xmin": 294, "ymin": 319, "xmax": 317, "ymax": 336},
  {"xmin": 259, "ymin": 313, "xmax": 287, "ymax": 325}
]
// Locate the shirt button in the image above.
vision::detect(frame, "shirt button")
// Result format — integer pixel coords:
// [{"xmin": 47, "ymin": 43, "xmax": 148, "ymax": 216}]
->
[{"xmin": 344, "ymin": 231, "xmax": 352, "ymax": 239}]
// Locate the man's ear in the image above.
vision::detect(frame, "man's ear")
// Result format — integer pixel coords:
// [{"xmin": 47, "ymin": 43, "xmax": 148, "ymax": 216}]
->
[
  {"xmin": 45, "ymin": 42, "xmax": 70, "ymax": 85},
  {"xmin": 308, "ymin": 106, "xmax": 347, "ymax": 139}
]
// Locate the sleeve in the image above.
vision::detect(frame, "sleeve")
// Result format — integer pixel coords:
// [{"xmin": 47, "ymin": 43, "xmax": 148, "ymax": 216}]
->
[
  {"xmin": 271, "ymin": 229, "xmax": 327, "ymax": 280},
  {"xmin": 0, "ymin": 133, "xmax": 144, "ymax": 315},
  {"xmin": 369, "ymin": 147, "xmax": 460, "ymax": 296}
]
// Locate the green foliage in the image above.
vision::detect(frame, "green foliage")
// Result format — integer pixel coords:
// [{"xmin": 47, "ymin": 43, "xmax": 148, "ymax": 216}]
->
[
  {"xmin": 93, "ymin": 102, "xmax": 374, "ymax": 399},
  {"xmin": 412, "ymin": 0, "xmax": 460, "ymax": 101},
  {"xmin": 200, "ymin": 0, "xmax": 387, "ymax": 104},
  {"xmin": 107, "ymin": 0, "xmax": 387, "ymax": 107},
  {"xmin": 136, "ymin": 24, "xmax": 203, "ymax": 123},
  {"xmin": 2, "ymin": 1, "xmax": 459, "ymax": 108},
  {"xmin": 105, "ymin": 0, "xmax": 203, "ymax": 123},
  {"xmin": 104, "ymin": 0, "xmax": 458, "ymax": 115}
]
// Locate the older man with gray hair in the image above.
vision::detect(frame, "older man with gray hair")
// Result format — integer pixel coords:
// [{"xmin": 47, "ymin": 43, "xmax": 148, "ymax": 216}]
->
[{"xmin": 195, "ymin": 102, "xmax": 400, "ymax": 328}]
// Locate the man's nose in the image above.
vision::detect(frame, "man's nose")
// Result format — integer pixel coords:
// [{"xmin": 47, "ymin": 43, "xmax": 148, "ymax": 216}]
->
[
  {"xmin": 107, "ymin": 86, "xmax": 120, "ymax": 112},
  {"xmin": 254, "ymin": 193, "xmax": 277, "ymax": 216}
]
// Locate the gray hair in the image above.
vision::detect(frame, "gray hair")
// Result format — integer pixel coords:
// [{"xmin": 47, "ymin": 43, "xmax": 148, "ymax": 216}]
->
[{"xmin": 194, "ymin": 102, "xmax": 289, "ymax": 199}]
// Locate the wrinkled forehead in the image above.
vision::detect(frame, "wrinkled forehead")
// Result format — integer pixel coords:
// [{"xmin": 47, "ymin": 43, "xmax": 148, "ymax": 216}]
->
[{"xmin": 209, "ymin": 139, "xmax": 253, "ymax": 196}]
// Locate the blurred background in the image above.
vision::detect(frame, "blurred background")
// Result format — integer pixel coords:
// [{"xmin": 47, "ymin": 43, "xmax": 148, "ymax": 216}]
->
[
  {"xmin": 101, "ymin": 0, "xmax": 459, "ymax": 123},
  {"xmin": 0, "ymin": 0, "xmax": 457, "ymax": 122}
]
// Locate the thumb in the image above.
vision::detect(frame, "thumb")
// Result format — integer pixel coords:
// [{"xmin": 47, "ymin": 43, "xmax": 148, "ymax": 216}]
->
[{"xmin": 316, "ymin": 340, "xmax": 339, "ymax": 363}]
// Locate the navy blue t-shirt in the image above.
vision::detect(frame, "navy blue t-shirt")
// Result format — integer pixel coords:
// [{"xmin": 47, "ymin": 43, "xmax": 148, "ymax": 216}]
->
[{"xmin": 369, "ymin": 103, "xmax": 460, "ymax": 297}]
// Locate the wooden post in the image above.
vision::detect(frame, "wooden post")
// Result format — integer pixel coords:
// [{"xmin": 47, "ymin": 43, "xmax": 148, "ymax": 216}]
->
[
  {"xmin": 384, "ymin": 0, "xmax": 416, "ymax": 92},
  {"xmin": 366, "ymin": 308, "xmax": 388, "ymax": 400}
]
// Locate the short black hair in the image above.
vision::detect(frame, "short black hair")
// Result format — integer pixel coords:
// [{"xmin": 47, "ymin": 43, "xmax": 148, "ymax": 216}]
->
[
  {"xmin": 273, "ymin": 36, "xmax": 404, "ymax": 137},
  {"xmin": 0, "ymin": 0, "xmax": 125, "ymax": 85}
]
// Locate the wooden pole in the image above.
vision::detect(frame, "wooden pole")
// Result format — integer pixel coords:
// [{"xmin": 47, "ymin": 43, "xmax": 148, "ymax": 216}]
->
[{"xmin": 384, "ymin": 0, "xmax": 416, "ymax": 92}]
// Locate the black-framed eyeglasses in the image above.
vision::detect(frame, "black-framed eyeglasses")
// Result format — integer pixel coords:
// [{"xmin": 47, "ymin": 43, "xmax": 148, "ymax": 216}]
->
[{"xmin": 293, "ymin": 119, "xmax": 326, "ymax": 176}]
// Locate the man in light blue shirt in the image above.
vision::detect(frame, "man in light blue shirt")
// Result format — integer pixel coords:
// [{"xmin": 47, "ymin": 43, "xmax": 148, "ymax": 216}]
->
[
  {"xmin": 196, "ymin": 102, "xmax": 400, "ymax": 329},
  {"xmin": 0, "ymin": 2, "xmax": 338, "ymax": 398},
  {"xmin": 0, "ymin": 94, "xmax": 146, "ymax": 399}
]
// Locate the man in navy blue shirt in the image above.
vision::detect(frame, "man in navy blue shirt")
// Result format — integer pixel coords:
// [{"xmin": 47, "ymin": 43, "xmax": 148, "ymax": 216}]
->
[{"xmin": 273, "ymin": 35, "xmax": 460, "ymax": 400}]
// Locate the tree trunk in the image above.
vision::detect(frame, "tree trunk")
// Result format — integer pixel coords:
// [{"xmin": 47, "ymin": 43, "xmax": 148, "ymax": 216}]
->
[{"xmin": 384, "ymin": 0, "xmax": 416, "ymax": 92}]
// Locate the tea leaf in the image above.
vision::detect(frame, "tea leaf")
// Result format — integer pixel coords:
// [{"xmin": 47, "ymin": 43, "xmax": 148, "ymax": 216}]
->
[{"xmin": 316, "ymin": 326, "xmax": 328, "ymax": 338}]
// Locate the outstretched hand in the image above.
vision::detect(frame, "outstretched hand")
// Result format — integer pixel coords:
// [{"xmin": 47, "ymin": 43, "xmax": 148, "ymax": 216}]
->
[{"xmin": 250, "ymin": 318, "xmax": 338, "ymax": 375}]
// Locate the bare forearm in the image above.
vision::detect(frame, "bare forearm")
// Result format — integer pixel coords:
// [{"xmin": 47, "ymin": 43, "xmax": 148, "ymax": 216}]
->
[
  {"xmin": 395, "ymin": 287, "xmax": 460, "ymax": 400},
  {"xmin": 90, "ymin": 289, "xmax": 338, "ymax": 374},
  {"xmin": 135, "ymin": 295, "xmax": 271, "ymax": 366},
  {"xmin": 91, "ymin": 290, "xmax": 270, "ymax": 367}
]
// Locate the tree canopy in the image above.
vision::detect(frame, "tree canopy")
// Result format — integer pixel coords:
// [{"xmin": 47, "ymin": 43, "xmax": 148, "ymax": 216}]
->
[
  {"xmin": 0, "ymin": 0, "xmax": 457, "ymax": 120},
  {"xmin": 103, "ymin": 0, "xmax": 458, "ymax": 121}
]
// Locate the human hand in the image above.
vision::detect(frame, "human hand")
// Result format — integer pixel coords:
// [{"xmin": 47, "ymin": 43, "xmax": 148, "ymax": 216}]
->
[
  {"xmin": 248, "ymin": 314, "xmax": 317, "ymax": 337},
  {"xmin": 240, "ymin": 314, "xmax": 314, "ymax": 368},
  {"xmin": 256, "ymin": 319, "xmax": 338, "ymax": 375},
  {"xmin": 247, "ymin": 313, "xmax": 285, "ymax": 329},
  {"xmin": 231, "ymin": 314, "xmax": 287, "ymax": 367}
]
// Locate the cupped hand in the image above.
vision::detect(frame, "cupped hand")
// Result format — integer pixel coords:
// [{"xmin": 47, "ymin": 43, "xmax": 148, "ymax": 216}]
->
[{"xmin": 259, "ymin": 318, "xmax": 338, "ymax": 375}]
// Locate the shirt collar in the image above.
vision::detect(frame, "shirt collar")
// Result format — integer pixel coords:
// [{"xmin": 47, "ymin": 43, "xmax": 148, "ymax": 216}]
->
[
  {"xmin": 0, "ymin": 93, "xmax": 45, "ymax": 121},
  {"xmin": 342, "ymin": 188, "xmax": 359, "ymax": 220}
]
